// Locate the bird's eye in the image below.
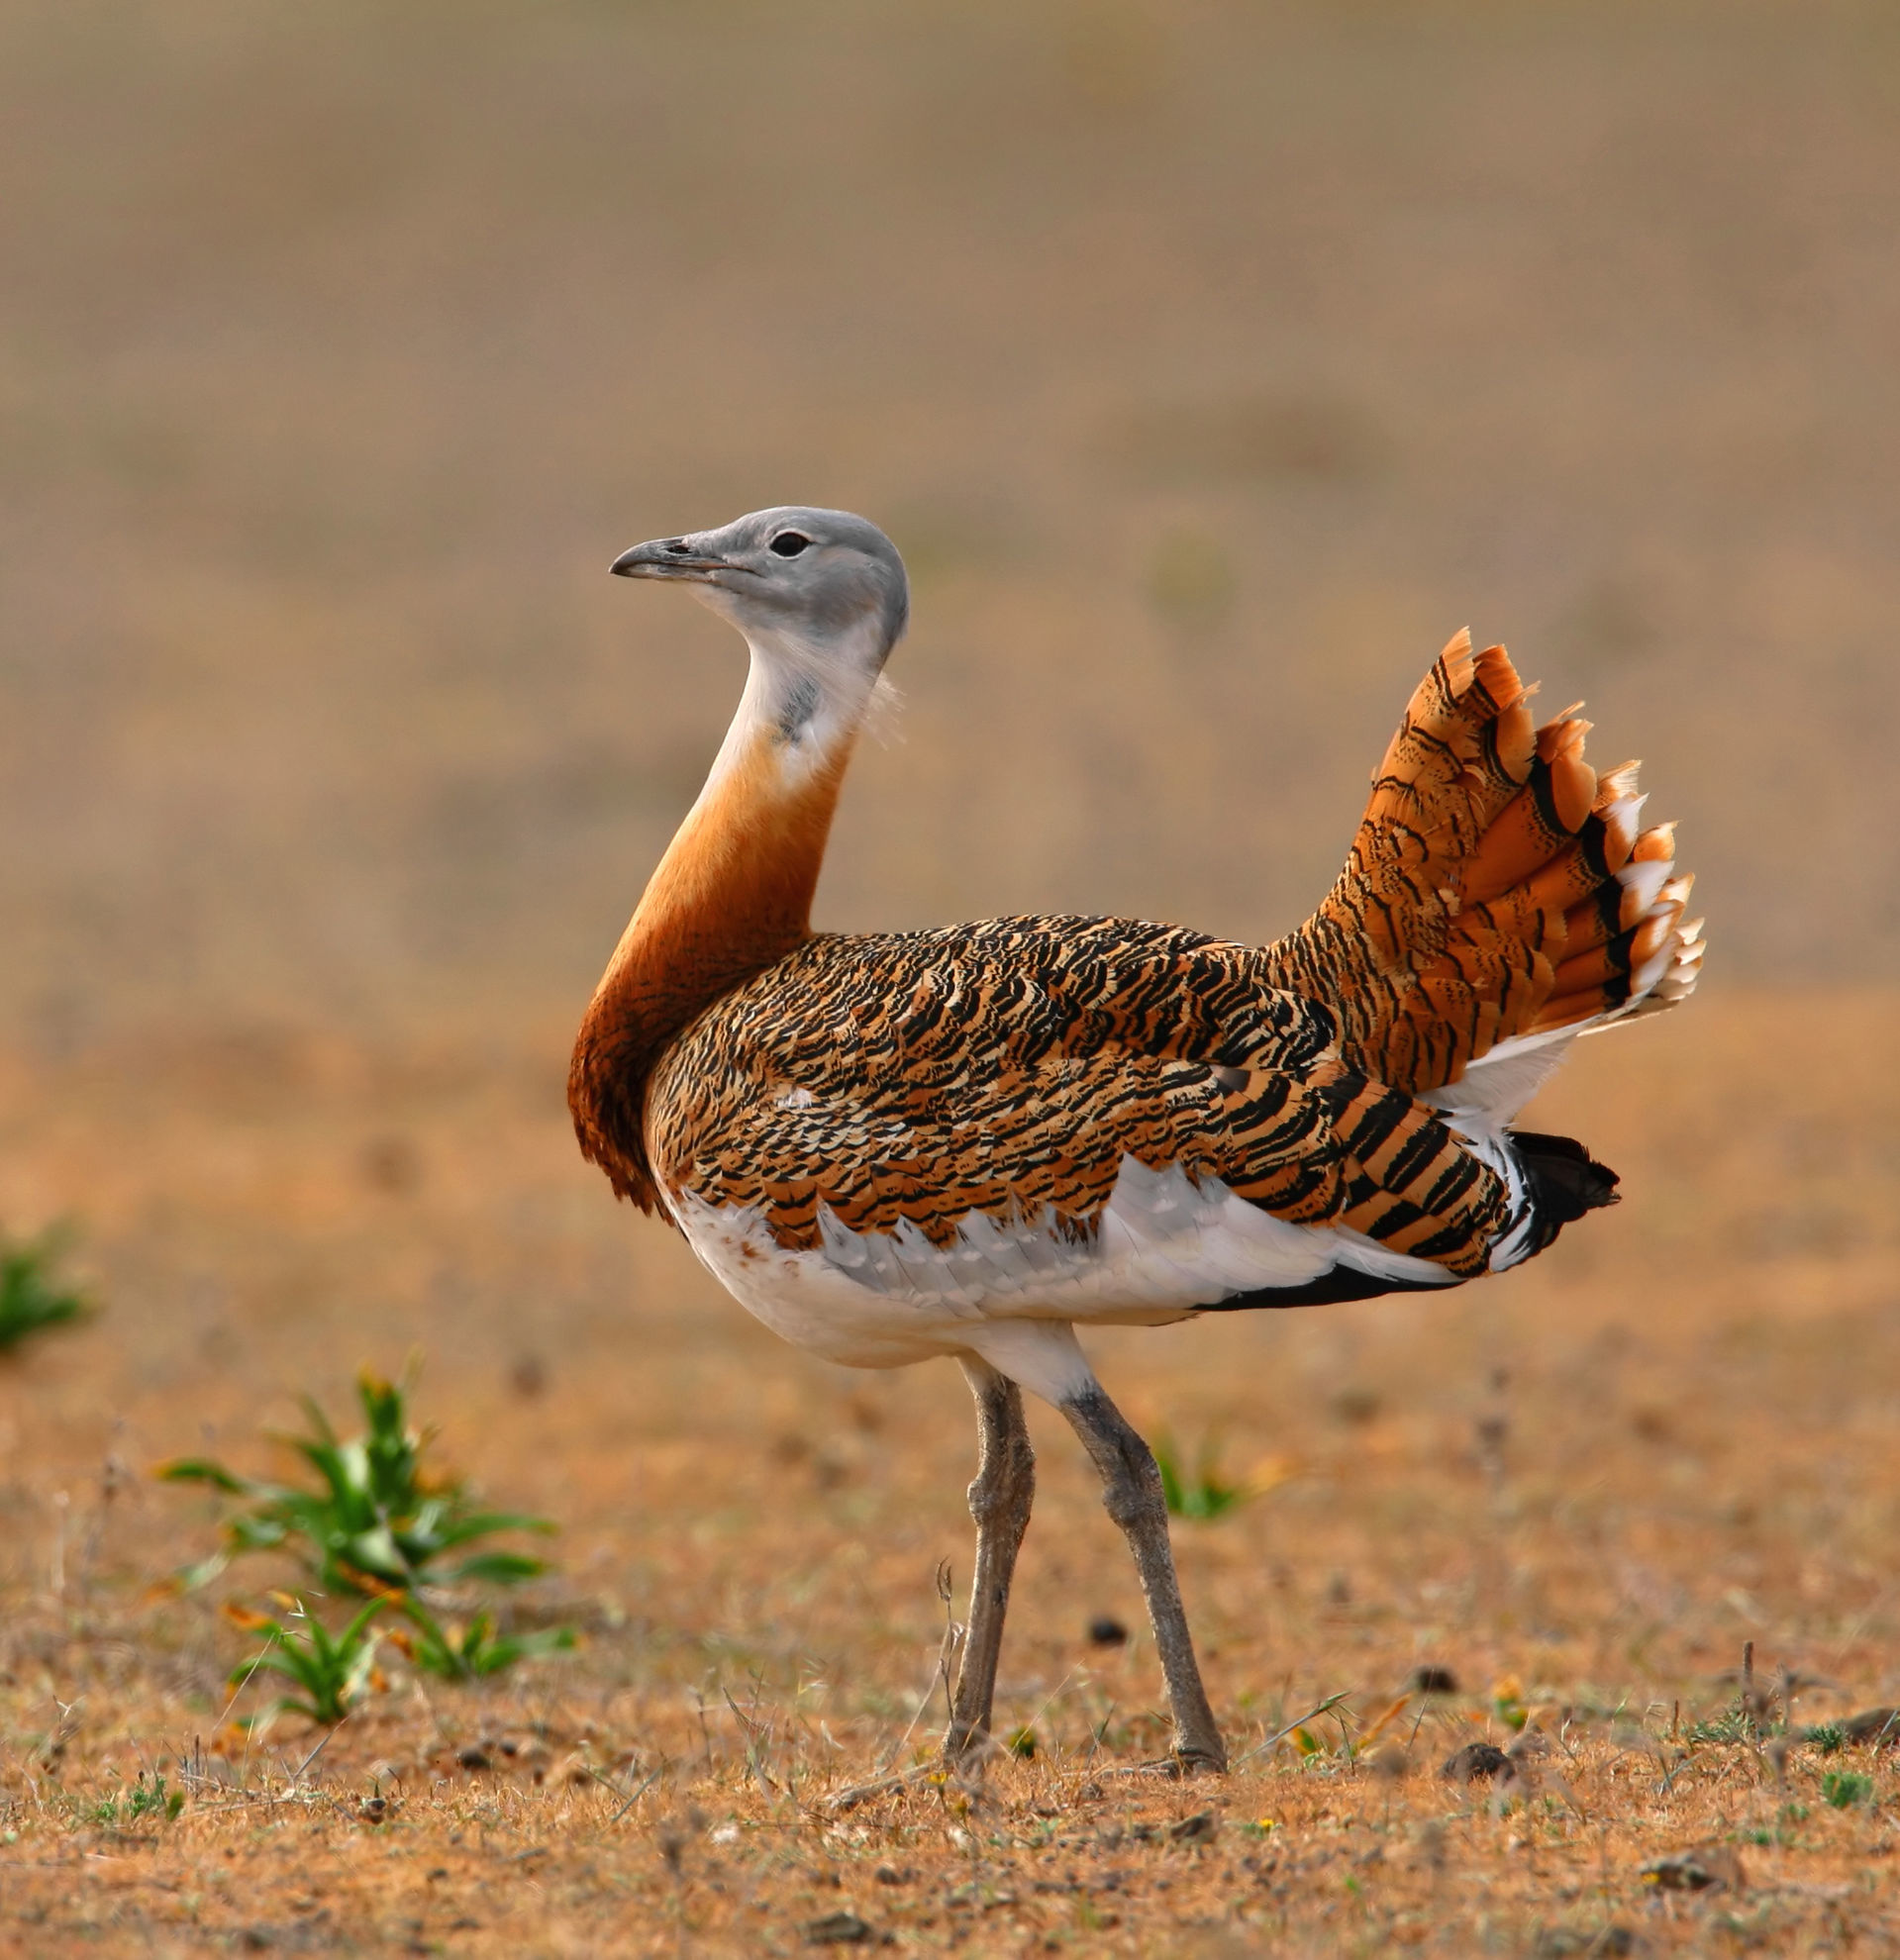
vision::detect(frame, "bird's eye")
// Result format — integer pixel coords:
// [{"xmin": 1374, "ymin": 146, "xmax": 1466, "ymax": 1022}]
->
[{"xmin": 769, "ymin": 531, "xmax": 811, "ymax": 558}]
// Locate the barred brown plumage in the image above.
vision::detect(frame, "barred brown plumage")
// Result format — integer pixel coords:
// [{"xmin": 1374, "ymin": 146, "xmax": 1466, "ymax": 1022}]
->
[
  {"xmin": 571, "ymin": 505, "xmax": 1703, "ymax": 1779},
  {"xmin": 645, "ymin": 917, "xmax": 1510, "ymax": 1280}
]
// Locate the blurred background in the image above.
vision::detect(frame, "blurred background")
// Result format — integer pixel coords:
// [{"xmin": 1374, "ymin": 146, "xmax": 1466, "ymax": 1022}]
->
[{"xmin": 4, "ymin": 0, "xmax": 1897, "ymax": 1063}]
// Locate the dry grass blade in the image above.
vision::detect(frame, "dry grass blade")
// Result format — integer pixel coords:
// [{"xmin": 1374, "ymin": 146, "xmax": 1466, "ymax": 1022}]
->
[{"xmin": 1232, "ymin": 1691, "xmax": 1358, "ymax": 1767}]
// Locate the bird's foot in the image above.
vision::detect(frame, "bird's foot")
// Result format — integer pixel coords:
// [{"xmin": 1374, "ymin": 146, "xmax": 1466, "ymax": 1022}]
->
[
  {"xmin": 829, "ymin": 1750, "xmax": 993, "ymax": 1813},
  {"xmin": 827, "ymin": 1762, "xmax": 935, "ymax": 1813},
  {"xmin": 1172, "ymin": 1743, "xmax": 1229, "ymax": 1777},
  {"xmin": 943, "ymin": 1719, "xmax": 1000, "ymax": 1769},
  {"xmin": 1098, "ymin": 1745, "xmax": 1228, "ymax": 1779}
]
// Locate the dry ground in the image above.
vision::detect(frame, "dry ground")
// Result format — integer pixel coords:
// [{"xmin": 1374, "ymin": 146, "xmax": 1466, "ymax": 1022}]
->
[{"xmin": 2, "ymin": 991, "xmax": 1898, "ymax": 1955}]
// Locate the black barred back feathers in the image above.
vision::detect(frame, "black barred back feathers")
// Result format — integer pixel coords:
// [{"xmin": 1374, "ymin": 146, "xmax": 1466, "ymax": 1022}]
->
[{"xmin": 645, "ymin": 914, "xmax": 1513, "ymax": 1286}]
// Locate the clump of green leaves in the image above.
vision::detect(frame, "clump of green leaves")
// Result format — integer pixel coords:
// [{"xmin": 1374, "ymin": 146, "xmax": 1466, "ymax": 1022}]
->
[
  {"xmin": 395, "ymin": 1599, "xmax": 577, "ymax": 1682},
  {"xmin": 159, "ymin": 1369, "xmax": 555, "ymax": 1595},
  {"xmin": 86, "ymin": 1773, "xmax": 183, "ymax": 1828},
  {"xmin": 1822, "ymin": 1769, "xmax": 1875, "ymax": 1810},
  {"xmin": 229, "ymin": 1597, "xmax": 387, "ymax": 1726},
  {"xmin": 1492, "ymin": 1676, "xmax": 1531, "ymax": 1734},
  {"xmin": 226, "ymin": 1592, "xmax": 578, "ymax": 1725},
  {"xmin": 1685, "ymin": 1696, "xmax": 1758, "ymax": 1747},
  {"xmin": 169, "ymin": 1367, "xmax": 579, "ymax": 1725},
  {"xmin": 1154, "ymin": 1433, "xmax": 1251, "ymax": 1521},
  {"xmin": 0, "ymin": 1225, "xmax": 91, "ymax": 1354},
  {"xmin": 1807, "ymin": 1722, "xmax": 1846, "ymax": 1755}
]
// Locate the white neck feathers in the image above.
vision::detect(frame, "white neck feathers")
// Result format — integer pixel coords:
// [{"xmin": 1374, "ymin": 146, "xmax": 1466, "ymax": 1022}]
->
[{"xmin": 702, "ymin": 618, "xmax": 892, "ymax": 798}]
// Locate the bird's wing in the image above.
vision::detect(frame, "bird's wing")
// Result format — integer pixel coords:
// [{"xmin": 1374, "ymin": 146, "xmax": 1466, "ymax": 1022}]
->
[
  {"xmin": 649, "ymin": 923, "xmax": 1511, "ymax": 1300},
  {"xmin": 1259, "ymin": 632, "xmax": 1703, "ymax": 1106}
]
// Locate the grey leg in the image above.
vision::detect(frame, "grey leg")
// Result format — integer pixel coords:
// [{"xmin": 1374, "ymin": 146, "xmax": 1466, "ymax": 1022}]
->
[
  {"xmin": 947, "ymin": 1356, "xmax": 1036, "ymax": 1761},
  {"xmin": 1060, "ymin": 1383, "xmax": 1227, "ymax": 1773}
]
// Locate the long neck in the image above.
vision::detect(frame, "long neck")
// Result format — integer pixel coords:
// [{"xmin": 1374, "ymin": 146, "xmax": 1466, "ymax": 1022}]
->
[{"xmin": 568, "ymin": 639, "xmax": 869, "ymax": 1211}]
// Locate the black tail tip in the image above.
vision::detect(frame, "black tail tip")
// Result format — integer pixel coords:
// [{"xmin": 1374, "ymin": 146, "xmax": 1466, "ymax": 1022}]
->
[{"xmin": 1511, "ymin": 1128, "xmax": 1620, "ymax": 1252}]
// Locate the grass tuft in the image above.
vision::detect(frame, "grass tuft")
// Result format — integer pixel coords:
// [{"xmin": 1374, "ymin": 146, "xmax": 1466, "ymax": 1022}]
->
[
  {"xmin": 394, "ymin": 1600, "xmax": 578, "ymax": 1682},
  {"xmin": 1153, "ymin": 1433, "xmax": 1251, "ymax": 1520},
  {"xmin": 229, "ymin": 1595, "xmax": 388, "ymax": 1726},
  {"xmin": 157, "ymin": 1365, "xmax": 557, "ymax": 1595},
  {"xmin": 0, "ymin": 1225, "xmax": 91, "ymax": 1354},
  {"xmin": 86, "ymin": 1774, "xmax": 184, "ymax": 1829},
  {"xmin": 1822, "ymin": 1769, "xmax": 1875, "ymax": 1810},
  {"xmin": 1684, "ymin": 1696, "xmax": 1758, "ymax": 1746},
  {"xmin": 182, "ymin": 1367, "xmax": 584, "ymax": 1726}
]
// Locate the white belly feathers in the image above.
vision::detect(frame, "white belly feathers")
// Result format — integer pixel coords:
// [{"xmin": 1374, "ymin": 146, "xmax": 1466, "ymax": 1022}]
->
[{"xmin": 670, "ymin": 1153, "xmax": 1459, "ymax": 1370}]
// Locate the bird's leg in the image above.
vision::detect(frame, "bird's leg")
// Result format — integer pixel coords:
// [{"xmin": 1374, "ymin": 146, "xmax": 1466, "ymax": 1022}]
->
[
  {"xmin": 1060, "ymin": 1383, "xmax": 1227, "ymax": 1773},
  {"xmin": 947, "ymin": 1356, "xmax": 1036, "ymax": 1763}
]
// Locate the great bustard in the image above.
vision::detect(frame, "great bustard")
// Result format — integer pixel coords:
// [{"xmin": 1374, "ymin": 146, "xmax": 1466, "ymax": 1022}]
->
[{"xmin": 569, "ymin": 506, "xmax": 1703, "ymax": 1774}]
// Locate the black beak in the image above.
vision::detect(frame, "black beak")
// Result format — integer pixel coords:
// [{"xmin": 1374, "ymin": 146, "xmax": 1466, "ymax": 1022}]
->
[{"xmin": 610, "ymin": 537, "xmax": 738, "ymax": 580}]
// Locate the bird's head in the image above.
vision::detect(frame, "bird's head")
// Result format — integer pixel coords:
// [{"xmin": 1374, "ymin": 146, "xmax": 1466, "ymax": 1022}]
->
[{"xmin": 611, "ymin": 506, "xmax": 909, "ymax": 676}]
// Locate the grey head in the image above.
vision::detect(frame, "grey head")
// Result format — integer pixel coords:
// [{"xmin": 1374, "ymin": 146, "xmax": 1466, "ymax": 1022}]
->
[{"xmin": 611, "ymin": 506, "xmax": 909, "ymax": 667}]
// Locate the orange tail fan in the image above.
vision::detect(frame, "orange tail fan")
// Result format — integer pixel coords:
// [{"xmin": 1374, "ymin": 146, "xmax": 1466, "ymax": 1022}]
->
[{"xmin": 1262, "ymin": 631, "xmax": 1704, "ymax": 1113}]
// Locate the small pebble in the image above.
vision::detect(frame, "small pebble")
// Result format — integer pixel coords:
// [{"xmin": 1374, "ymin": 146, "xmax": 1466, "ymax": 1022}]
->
[{"xmin": 804, "ymin": 1910, "xmax": 873, "ymax": 1945}]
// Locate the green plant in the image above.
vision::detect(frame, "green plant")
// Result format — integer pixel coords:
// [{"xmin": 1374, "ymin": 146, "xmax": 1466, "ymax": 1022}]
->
[
  {"xmin": 1822, "ymin": 1770, "xmax": 1874, "ymax": 1810},
  {"xmin": 230, "ymin": 1597, "xmax": 386, "ymax": 1726},
  {"xmin": 1806, "ymin": 1723, "xmax": 1845, "ymax": 1755},
  {"xmin": 0, "ymin": 1225, "xmax": 90, "ymax": 1354},
  {"xmin": 1492, "ymin": 1675, "xmax": 1531, "ymax": 1733},
  {"xmin": 158, "ymin": 1369, "xmax": 555, "ymax": 1595},
  {"xmin": 1153, "ymin": 1433, "xmax": 1251, "ymax": 1520},
  {"xmin": 1685, "ymin": 1697, "xmax": 1757, "ymax": 1746},
  {"xmin": 394, "ymin": 1598, "xmax": 577, "ymax": 1682},
  {"xmin": 86, "ymin": 1773, "xmax": 183, "ymax": 1828}
]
